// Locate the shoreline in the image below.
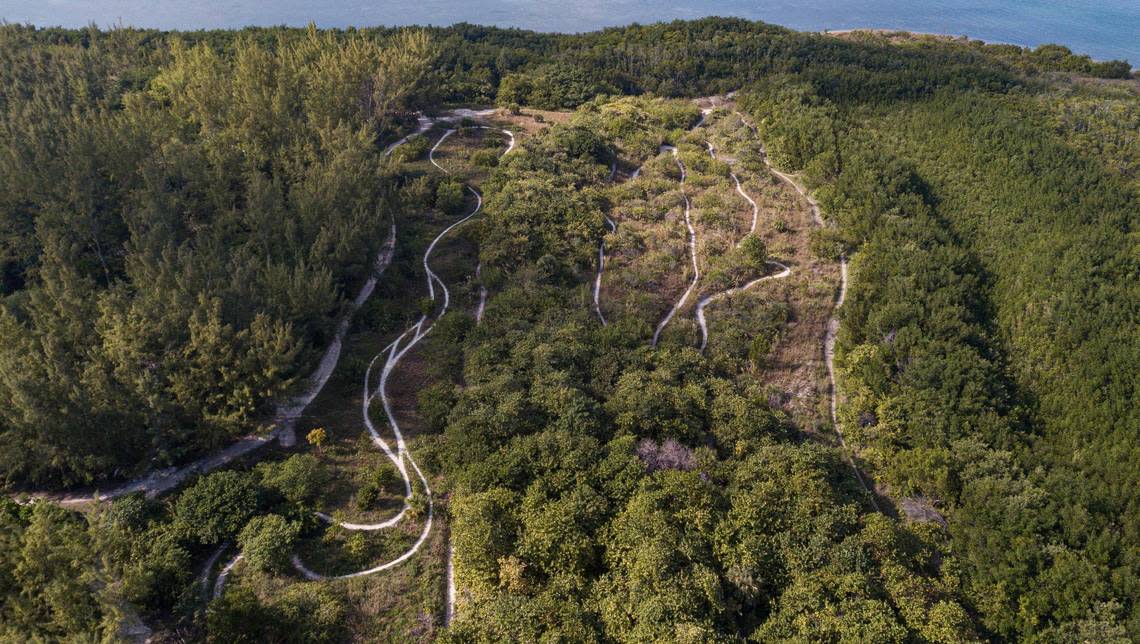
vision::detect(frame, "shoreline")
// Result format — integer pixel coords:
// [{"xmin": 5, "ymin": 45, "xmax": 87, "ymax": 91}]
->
[
  {"xmin": 824, "ymin": 27, "xmax": 1013, "ymax": 49},
  {"xmin": 821, "ymin": 27, "xmax": 1135, "ymax": 69}
]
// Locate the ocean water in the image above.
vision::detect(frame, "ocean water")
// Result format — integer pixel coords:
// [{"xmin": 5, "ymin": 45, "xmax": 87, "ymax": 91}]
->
[{"xmin": 3, "ymin": 0, "xmax": 1137, "ymax": 64}]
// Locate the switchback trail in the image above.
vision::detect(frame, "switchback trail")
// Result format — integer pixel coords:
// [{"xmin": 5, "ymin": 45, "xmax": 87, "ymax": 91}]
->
[
  {"xmin": 289, "ymin": 121, "xmax": 515, "ymax": 597},
  {"xmin": 735, "ymin": 110, "xmax": 879, "ymax": 512},
  {"xmin": 694, "ymin": 136, "xmax": 790, "ymax": 352},
  {"xmin": 593, "ymin": 158, "xmax": 620, "ymax": 326},
  {"xmin": 652, "ymin": 145, "xmax": 699, "ymax": 347}
]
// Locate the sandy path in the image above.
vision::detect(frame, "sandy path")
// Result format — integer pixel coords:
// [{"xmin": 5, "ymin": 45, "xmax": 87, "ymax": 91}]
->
[
  {"xmin": 310, "ymin": 122, "xmax": 512, "ymax": 534},
  {"xmin": 475, "ymin": 263, "xmax": 488, "ymax": 324},
  {"xmin": 381, "ymin": 115, "xmax": 436, "ymax": 157},
  {"xmin": 289, "ymin": 123, "xmax": 515, "ymax": 605},
  {"xmin": 705, "ymin": 140, "xmax": 758, "ymax": 236},
  {"xmin": 694, "ymin": 136, "xmax": 791, "ymax": 351},
  {"xmin": 593, "ymin": 159, "xmax": 620, "ymax": 326},
  {"xmin": 274, "ymin": 222, "xmax": 399, "ymax": 448},
  {"xmin": 652, "ymin": 146, "xmax": 699, "ymax": 347},
  {"xmin": 213, "ymin": 553, "xmax": 243, "ymax": 599},
  {"xmin": 735, "ymin": 110, "xmax": 878, "ymax": 511},
  {"xmin": 197, "ymin": 542, "xmax": 229, "ymax": 599},
  {"xmin": 594, "ymin": 214, "xmax": 617, "ymax": 326},
  {"xmin": 210, "ymin": 119, "xmax": 450, "ymax": 598}
]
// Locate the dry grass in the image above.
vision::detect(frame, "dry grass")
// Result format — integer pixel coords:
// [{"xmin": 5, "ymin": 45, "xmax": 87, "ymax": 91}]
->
[
  {"xmin": 601, "ymin": 157, "xmax": 695, "ymax": 333},
  {"xmin": 493, "ymin": 107, "xmax": 574, "ymax": 135},
  {"xmin": 726, "ymin": 109, "xmax": 837, "ymax": 435},
  {"xmin": 663, "ymin": 108, "xmax": 839, "ymax": 434}
]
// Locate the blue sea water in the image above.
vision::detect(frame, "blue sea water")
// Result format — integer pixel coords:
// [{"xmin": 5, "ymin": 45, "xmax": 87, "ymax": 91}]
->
[{"xmin": 3, "ymin": 0, "xmax": 1137, "ymax": 64}]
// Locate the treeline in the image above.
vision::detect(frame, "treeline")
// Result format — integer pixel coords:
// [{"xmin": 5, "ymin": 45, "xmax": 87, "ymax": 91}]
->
[
  {"xmin": 740, "ymin": 66, "xmax": 1138, "ymax": 639},
  {"xmin": 440, "ymin": 18, "xmax": 1129, "ymax": 110},
  {"xmin": 0, "ymin": 25, "xmax": 435, "ymax": 486}
]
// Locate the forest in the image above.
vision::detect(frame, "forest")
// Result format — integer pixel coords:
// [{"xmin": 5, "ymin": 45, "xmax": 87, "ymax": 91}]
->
[{"xmin": 0, "ymin": 16, "xmax": 1136, "ymax": 643}]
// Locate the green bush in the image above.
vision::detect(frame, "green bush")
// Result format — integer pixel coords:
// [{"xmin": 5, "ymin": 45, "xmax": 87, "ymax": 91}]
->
[
  {"xmin": 470, "ymin": 148, "xmax": 501, "ymax": 168},
  {"xmin": 435, "ymin": 179, "xmax": 467, "ymax": 215},
  {"xmin": 238, "ymin": 514, "xmax": 300, "ymax": 573},
  {"xmin": 417, "ymin": 381, "xmax": 458, "ymax": 432},
  {"xmin": 354, "ymin": 483, "xmax": 381, "ymax": 512},
  {"xmin": 173, "ymin": 471, "xmax": 260, "ymax": 545},
  {"xmin": 257, "ymin": 454, "xmax": 328, "ymax": 506},
  {"xmin": 738, "ymin": 235, "xmax": 768, "ymax": 270}
]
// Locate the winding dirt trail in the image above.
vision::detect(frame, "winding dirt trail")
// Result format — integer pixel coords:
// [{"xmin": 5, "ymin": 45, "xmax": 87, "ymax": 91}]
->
[
  {"xmin": 592, "ymin": 158, "xmax": 620, "ymax": 323},
  {"xmin": 475, "ymin": 263, "xmax": 488, "ymax": 323},
  {"xmin": 734, "ymin": 110, "xmax": 878, "ymax": 511},
  {"xmin": 274, "ymin": 223, "xmax": 400, "ymax": 448},
  {"xmin": 381, "ymin": 115, "xmax": 435, "ymax": 157},
  {"xmin": 593, "ymin": 215, "xmax": 617, "ymax": 326},
  {"xmin": 288, "ymin": 122, "xmax": 515, "ymax": 598},
  {"xmin": 652, "ymin": 146, "xmax": 699, "ymax": 347},
  {"xmin": 214, "ymin": 553, "xmax": 243, "ymax": 599},
  {"xmin": 693, "ymin": 136, "xmax": 791, "ymax": 352},
  {"xmin": 705, "ymin": 141, "xmax": 758, "ymax": 237},
  {"xmin": 206, "ymin": 114, "xmax": 513, "ymax": 602},
  {"xmin": 695, "ymin": 262, "xmax": 791, "ymax": 352},
  {"xmin": 33, "ymin": 222, "xmax": 400, "ymax": 506},
  {"xmin": 21, "ymin": 115, "xmax": 440, "ymax": 507},
  {"xmin": 197, "ymin": 542, "xmax": 228, "ymax": 600}
]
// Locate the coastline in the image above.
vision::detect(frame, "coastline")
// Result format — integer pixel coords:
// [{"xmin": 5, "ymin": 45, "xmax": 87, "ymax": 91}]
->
[
  {"xmin": 820, "ymin": 27, "xmax": 1135, "ymax": 69},
  {"xmin": 823, "ymin": 27, "xmax": 1011, "ymax": 48}
]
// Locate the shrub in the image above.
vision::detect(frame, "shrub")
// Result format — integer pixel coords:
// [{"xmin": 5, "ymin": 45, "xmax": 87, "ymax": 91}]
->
[
  {"xmin": 173, "ymin": 471, "xmax": 260, "ymax": 545},
  {"xmin": 738, "ymin": 235, "xmax": 768, "ymax": 270},
  {"xmin": 107, "ymin": 493, "xmax": 152, "ymax": 531},
  {"xmin": 355, "ymin": 483, "xmax": 381, "ymax": 512},
  {"xmin": 257, "ymin": 454, "xmax": 328, "ymax": 506},
  {"xmin": 435, "ymin": 179, "xmax": 466, "ymax": 215},
  {"xmin": 238, "ymin": 514, "xmax": 300, "ymax": 573},
  {"xmin": 370, "ymin": 463, "xmax": 401, "ymax": 489},
  {"xmin": 345, "ymin": 533, "xmax": 369, "ymax": 564},
  {"xmin": 808, "ymin": 227, "xmax": 847, "ymax": 260},
  {"xmin": 418, "ymin": 381, "xmax": 457, "ymax": 432},
  {"xmin": 470, "ymin": 148, "xmax": 501, "ymax": 168}
]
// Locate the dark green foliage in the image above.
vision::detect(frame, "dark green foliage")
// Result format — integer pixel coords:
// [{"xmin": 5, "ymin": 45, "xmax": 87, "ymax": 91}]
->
[
  {"xmin": 0, "ymin": 26, "xmax": 434, "ymax": 487},
  {"xmin": 741, "ymin": 56, "xmax": 1137, "ymax": 637},
  {"xmin": 354, "ymin": 483, "xmax": 381, "ymax": 511},
  {"xmin": 0, "ymin": 501, "xmax": 108, "ymax": 640},
  {"xmin": 256, "ymin": 454, "xmax": 328, "ymax": 507},
  {"xmin": 173, "ymin": 471, "xmax": 260, "ymax": 545},
  {"xmin": 435, "ymin": 179, "xmax": 467, "ymax": 215},
  {"xmin": 417, "ymin": 381, "xmax": 458, "ymax": 432},
  {"xmin": 1027, "ymin": 44, "xmax": 1133, "ymax": 78},
  {"xmin": 443, "ymin": 110, "xmax": 973, "ymax": 641},
  {"xmin": 498, "ymin": 64, "xmax": 618, "ymax": 110},
  {"xmin": 207, "ymin": 583, "xmax": 349, "ymax": 643},
  {"xmin": 477, "ymin": 125, "xmax": 608, "ymax": 271},
  {"xmin": 238, "ymin": 514, "xmax": 300, "ymax": 573}
]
